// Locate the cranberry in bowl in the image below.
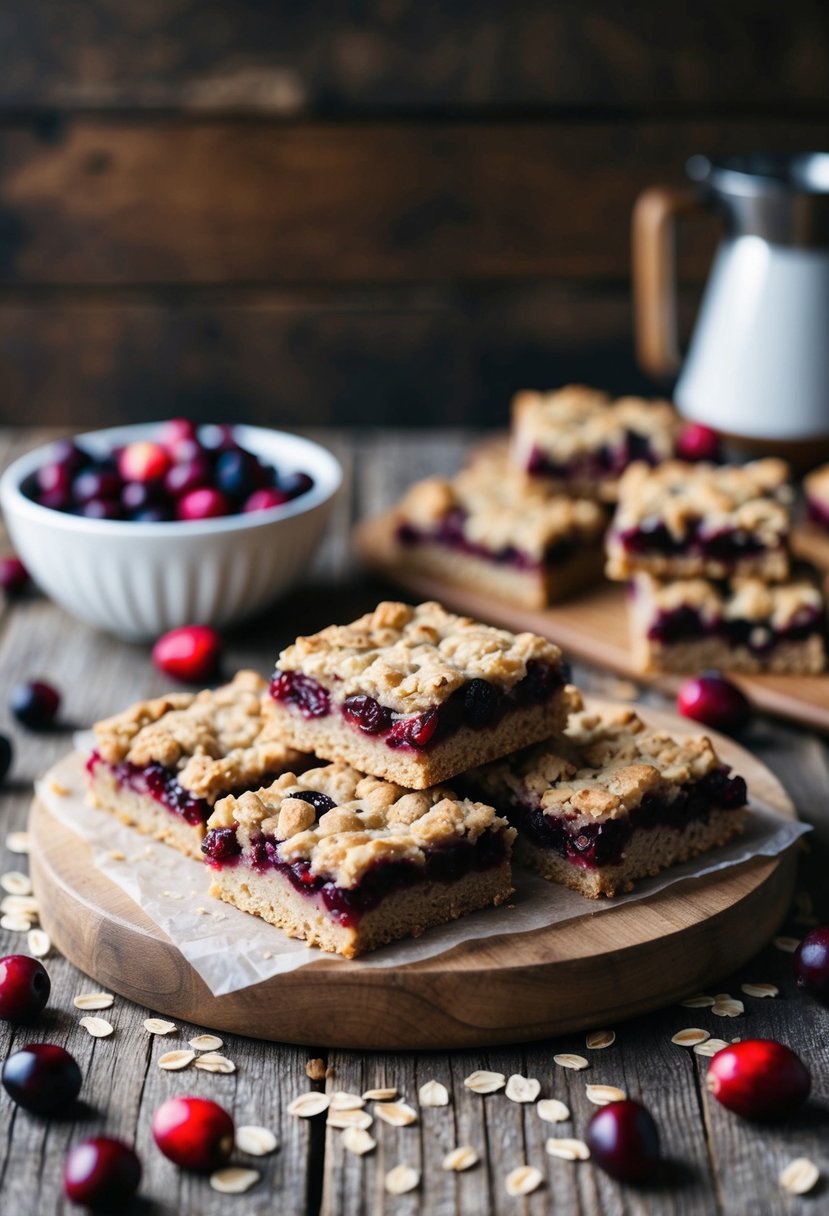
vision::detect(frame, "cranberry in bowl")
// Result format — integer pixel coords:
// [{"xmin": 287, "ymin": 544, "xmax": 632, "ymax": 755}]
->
[{"xmin": 0, "ymin": 423, "xmax": 341, "ymax": 640}]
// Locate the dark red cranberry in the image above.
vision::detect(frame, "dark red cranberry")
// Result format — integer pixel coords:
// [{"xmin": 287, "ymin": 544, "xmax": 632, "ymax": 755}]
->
[
  {"xmin": 72, "ymin": 468, "xmax": 122, "ymax": 506},
  {"xmin": 585, "ymin": 1099, "xmax": 661, "ymax": 1182},
  {"xmin": 2, "ymin": 1043, "xmax": 82, "ymax": 1114},
  {"xmin": 64, "ymin": 1137, "xmax": 141, "ymax": 1211},
  {"xmin": 0, "ymin": 956, "xmax": 50, "ymax": 1023},
  {"xmin": 152, "ymin": 625, "xmax": 222, "ymax": 683},
  {"xmin": 705, "ymin": 1039, "xmax": 811, "ymax": 1120},
  {"xmin": 0, "ymin": 556, "xmax": 30, "ymax": 596},
  {"xmin": 343, "ymin": 694, "xmax": 392, "ymax": 734},
  {"xmin": 243, "ymin": 487, "xmax": 291, "ymax": 512},
  {"xmin": 279, "ymin": 471, "xmax": 314, "ymax": 500},
  {"xmin": 38, "ymin": 488, "xmax": 73, "ymax": 512},
  {"xmin": 11, "ymin": 680, "xmax": 60, "ymax": 729},
  {"xmin": 48, "ymin": 440, "xmax": 91, "ymax": 476},
  {"xmin": 677, "ymin": 423, "xmax": 720, "ymax": 463},
  {"xmin": 214, "ymin": 448, "xmax": 265, "ymax": 499},
  {"xmin": 80, "ymin": 498, "xmax": 123, "ymax": 521},
  {"xmin": 159, "ymin": 417, "xmax": 198, "ymax": 452},
  {"xmin": 200, "ymin": 424, "xmax": 237, "ymax": 453},
  {"xmin": 0, "ymin": 734, "xmax": 11, "ymax": 782},
  {"xmin": 271, "ymin": 671, "xmax": 330, "ymax": 717},
  {"xmin": 794, "ymin": 926, "xmax": 829, "ymax": 1003},
  {"xmin": 291, "ymin": 790, "xmax": 337, "ymax": 814},
  {"xmin": 118, "ymin": 441, "xmax": 171, "ymax": 484},
  {"xmin": 151, "ymin": 1096, "xmax": 234, "ymax": 1171},
  {"xmin": 176, "ymin": 487, "xmax": 232, "ymax": 521},
  {"xmin": 36, "ymin": 460, "xmax": 73, "ymax": 497},
  {"xmin": 387, "ymin": 708, "xmax": 439, "ymax": 749},
  {"xmin": 202, "ymin": 827, "xmax": 242, "ymax": 863},
  {"xmin": 677, "ymin": 672, "xmax": 751, "ymax": 733},
  {"xmin": 463, "ymin": 679, "xmax": 503, "ymax": 728},
  {"xmin": 164, "ymin": 457, "xmax": 213, "ymax": 498},
  {"xmin": 132, "ymin": 505, "xmax": 173, "ymax": 523},
  {"xmin": 516, "ymin": 660, "xmax": 559, "ymax": 705}
]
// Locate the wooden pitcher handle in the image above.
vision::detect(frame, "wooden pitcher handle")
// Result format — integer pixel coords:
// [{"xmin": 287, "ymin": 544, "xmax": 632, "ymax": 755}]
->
[{"xmin": 632, "ymin": 186, "xmax": 706, "ymax": 379}]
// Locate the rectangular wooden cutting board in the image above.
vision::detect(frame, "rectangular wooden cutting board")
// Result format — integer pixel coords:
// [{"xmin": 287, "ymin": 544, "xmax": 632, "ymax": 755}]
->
[{"xmin": 354, "ymin": 513, "xmax": 829, "ymax": 737}]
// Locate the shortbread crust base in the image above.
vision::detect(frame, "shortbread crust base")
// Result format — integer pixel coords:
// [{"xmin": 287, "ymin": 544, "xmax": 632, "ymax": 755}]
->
[
  {"xmin": 517, "ymin": 808, "xmax": 748, "ymax": 899},
  {"xmin": 632, "ymin": 631, "xmax": 826, "ymax": 676},
  {"xmin": 208, "ymin": 860, "xmax": 514, "ymax": 958},
  {"xmin": 87, "ymin": 768, "xmax": 205, "ymax": 860},
  {"xmin": 267, "ymin": 695, "xmax": 573, "ymax": 789}
]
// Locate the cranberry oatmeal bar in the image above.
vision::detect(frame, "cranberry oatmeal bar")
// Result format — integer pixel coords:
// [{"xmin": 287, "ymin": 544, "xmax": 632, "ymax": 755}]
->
[
  {"xmin": 391, "ymin": 459, "xmax": 607, "ymax": 609},
  {"xmin": 268, "ymin": 601, "xmax": 578, "ymax": 789},
  {"xmin": 461, "ymin": 706, "xmax": 748, "ymax": 898},
  {"xmin": 87, "ymin": 671, "xmax": 307, "ymax": 859},
  {"xmin": 629, "ymin": 573, "xmax": 827, "ymax": 675},
  {"xmin": 511, "ymin": 384, "xmax": 681, "ymax": 501},
  {"xmin": 202, "ymin": 762, "xmax": 516, "ymax": 958},
  {"xmin": 606, "ymin": 459, "xmax": 793, "ymax": 582}
]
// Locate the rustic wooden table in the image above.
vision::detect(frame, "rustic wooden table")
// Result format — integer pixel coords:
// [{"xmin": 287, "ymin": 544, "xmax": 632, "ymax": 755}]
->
[{"xmin": 0, "ymin": 427, "xmax": 827, "ymax": 1216}]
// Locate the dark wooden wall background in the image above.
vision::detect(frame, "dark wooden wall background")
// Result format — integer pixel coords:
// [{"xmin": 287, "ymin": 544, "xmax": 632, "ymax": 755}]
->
[{"xmin": 1, "ymin": 1, "xmax": 829, "ymax": 428}]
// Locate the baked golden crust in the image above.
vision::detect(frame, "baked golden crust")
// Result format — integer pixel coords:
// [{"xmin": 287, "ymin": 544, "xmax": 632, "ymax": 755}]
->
[
  {"xmin": 208, "ymin": 761, "xmax": 515, "ymax": 889},
  {"xmin": 275, "ymin": 600, "xmax": 563, "ymax": 715},
  {"xmin": 511, "ymin": 385, "xmax": 680, "ymax": 463},
  {"xmin": 632, "ymin": 572, "xmax": 825, "ymax": 632}
]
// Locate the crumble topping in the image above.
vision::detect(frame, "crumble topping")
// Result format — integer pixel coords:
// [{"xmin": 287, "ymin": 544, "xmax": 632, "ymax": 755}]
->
[
  {"xmin": 275, "ymin": 601, "xmax": 563, "ymax": 715},
  {"xmin": 465, "ymin": 706, "xmax": 736, "ymax": 825},
  {"xmin": 511, "ymin": 385, "xmax": 680, "ymax": 463},
  {"xmin": 612, "ymin": 459, "xmax": 792, "ymax": 543},
  {"xmin": 92, "ymin": 671, "xmax": 306, "ymax": 802},
  {"xmin": 634, "ymin": 573, "xmax": 825, "ymax": 631},
  {"xmin": 394, "ymin": 460, "xmax": 607, "ymax": 561},
  {"xmin": 208, "ymin": 761, "xmax": 514, "ymax": 888},
  {"xmin": 804, "ymin": 463, "xmax": 829, "ymax": 507}
]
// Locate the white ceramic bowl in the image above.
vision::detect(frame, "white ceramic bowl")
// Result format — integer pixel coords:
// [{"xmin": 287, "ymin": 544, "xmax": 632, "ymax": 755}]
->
[{"xmin": 0, "ymin": 423, "xmax": 342, "ymax": 641}]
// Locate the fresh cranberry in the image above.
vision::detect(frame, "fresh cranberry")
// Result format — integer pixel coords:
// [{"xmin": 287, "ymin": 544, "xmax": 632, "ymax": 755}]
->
[
  {"xmin": 2, "ymin": 1044, "xmax": 82, "ymax": 1114},
  {"xmin": 677, "ymin": 672, "xmax": 750, "ymax": 733},
  {"xmin": 200, "ymin": 424, "xmax": 237, "ymax": 452},
  {"xmin": 343, "ymin": 694, "xmax": 392, "ymax": 734},
  {"xmin": 151, "ymin": 1096, "xmax": 234, "ymax": 1171},
  {"xmin": 64, "ymin": 1137, "xmax": 141, "ymax": 1210},
  {"xmin": 120, "ymin": 480, "xmax": 160, "ymax": 513},
  {"xmin": 152, "ymin": 625, "xmax": 222, "ymax": 683},
  {"xmin": 72, "ymin": 468, "xmax": 122, "ymax": 506},
  {"xmin": 0, "ymin": 734, "xmax": 11, "ymax": 782},
  {"xmin": 131, "ymin": 505, "xmax": 173, "ymax": 523},
  {"xmin": 11, "ymin": 680, "xmax": 61, "ymax": 729},
  {"xmin": 164, "ymin": 457, "xmax": 213, "ymax": 498},
  {"xmin": 0, "ymin": 556, "xmax": 30, "ymax": 596},
  {"xmin": 387, "ymin": 708, "xmax": 440, "ymax": 749},
  {"xmin": 585, "ymin": 1099, "xmax": 661, "ymax": 1182},
  {"xmin": 794, "ymin": 926, "xmax": 829, "ymax": 1003},
  {"xmin": 279, "ymin": 471, "xmax": 314, "ymax": 500},
  {"xmin": 36, "ymin": 460, "xmax": 73, "ymax": 497},
  {"xmin": 705, "ymin": 1039, "xmax": 810, "ymax": 1120},
  {"xmin": 38, "ymin": 488, "xmax": 73, "ymax": 512},
  {"xmin": 48, "ymin": 440, "xmax": 90, "ymax": 476},
  {"xmin": 118, "ymin": 441, "xmax": 171, "ymax": 484},
  {"xmin": 176, "ymin": 487, "xmax": 232, "ymax": 521},
  {"xmin": 0, "ymin": 956, "xmax": 50, "ymax": 1023},
  {"xmin": 80, "ymin": 498, "xmax": 123, "ymax": 521},
  {"xmin": 677, "ymin": 423, "xmax": 721, "ymax": 462},
  {"xmin": 214, "ymin": 448, "xmax": 266, "ymax": 499},
  {"xmin": 159, "ymin": 418, "xmax": 198, "ymax": 452},
  {"xmin": 243, "ymin": 487, "xmax": 291, "ymax": 512},
  {"xmin": 271, "ymin": 671, "xmax": 331, "ymax": 717}
]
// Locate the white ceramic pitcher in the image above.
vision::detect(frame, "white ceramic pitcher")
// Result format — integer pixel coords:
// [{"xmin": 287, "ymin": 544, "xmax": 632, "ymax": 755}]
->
[{"xmin": 633, "ymin": 153, "xmax": 829, "ymax": 453}]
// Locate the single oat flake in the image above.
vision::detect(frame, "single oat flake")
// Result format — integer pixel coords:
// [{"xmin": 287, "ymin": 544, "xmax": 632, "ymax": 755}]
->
[
  {"xmin": 375, "ymin": 1101, "xmax": 417, "ymax": 1127},
  {"xmin": 144, "ymin": 1018, "xmax": 177, "ymax": 1035},
  {"xmin": 326, "ymin": 1109, "xmax": 373, "ymax": 1131},
  {"xmin": 693, "ymin": 1038, "xmax": 730, "ymax": 1058},
  {"xmin": 194, "ymin": 1052, "xmax": 236, "ymax": 1074},
  {"xmin": 0, "ymin": 914, "xmax": 31, "ymax": 932},
  {"xmin": 586, "ymin": 1029, "xmax": 615, "ymax": 1050},
  {"xmin": 442, "ymin": 1146, "xmax": 479, "ymax": 1172},
  {"xmin": 773, "ymin": 935, "xmax": 801, "ymax": 953},
  {"xmin": 553, "ymin": 1053, "xmax": 589, "ymax": 1071},
  {"xmin": 73, "ymin": 992, "xmax": 114, "ymax": 1011},
  {"xmin": 189, "ymin": 1034, "xmax": 223, "ymax": 1051},
  {"xmin": 740, "ymin": 982, "xmax": 779, "ymax": 999},
  {"xmin": 464, "ymin": 1070, "xmax": 506, "ymax": 1094},
  {"xmin": 712, "ymin": 998, "xmax": 744, "ymax": 1018},
  {"xmin": 546, "ymin": 1138, "xmax": 591, "ymax": 1161},
  {"xmin": 209, "ymin": 1167, "xmax": 260, "ymax": 1194},
  {"xmin": 362, "ymin": 1087, "xmax": 397, "ymax": 1101},
  {"xmin": 671, "ymin": 1028, "xmax": 710, "ymax": 1048},
  {"xmin": 506, "ymin": 1074, "xmax": 541, "ymax": 1104},
  {"xmin": 679, "ymin": 994, "xmax": 715, "ymax": 1008},
  {"xmin": 79, "ymin": 1016, "xmax": 114, "ymax": 1038},
  {"xmin": 342, "ymin": 1126, "xmax": 376, "ymax": 1156},
  {"xmin": 779, "ymin": 1157, "xmax": 820, "ymax": 1196},
  {"xmin": 329, "ymin": 1091, "xmax": 365, "ymax": 1111},
  {"xmin": 385, "ymin": 1164, "xmax": 420, "ymax": 1195},
  {"xmin": 26, "ymin": 929, "xmax": 50, "ymax": 958},
  {"xmin": 158, "ymin": 1050, "xmax": 196, "ymax": 1071},
  {"xmin": 505, "ymin": 1165, "xmax": 543, "ymax": 1196},
  {"xmin": 6, "ymin": 832, "xmax": 30, "ymax": 854},
  {"xmin": 1, "ymin": 894, "xmax": 39, "ymax": 916},
  {"xmin": 585, "ymin": 1084, "xmax": 626, "ymax": 1106},
  {"xmin": 537, "ymin": 1098, "xmax": 570, "ymax": 1123},
  {"xmin": 418, "ymin": 1080, "xmax": 449, "ymax": 1107},
  {"xmin": 235, "ymin": 1125, "xmax": 278, "ymax": 1156},
  {"xmin": 1, "ymin": 871, "xmax": 32, "ymax": 896},
  {"xmin": 287, "ymin": 1092, "xmax": 330, "ymax": 1118}
]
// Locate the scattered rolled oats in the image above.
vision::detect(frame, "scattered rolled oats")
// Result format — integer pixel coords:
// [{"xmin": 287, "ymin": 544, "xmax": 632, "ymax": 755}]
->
[
  {"xmin": 342, "ymin": 1126, "xmax": 376, "ymax": 1156},
  {"xmin": 537, "ymin": 1098, "xmax": 570, "ymax": 1123},
  {"xmin": 0, "ymin": 872, "xmax": 32, "ymax": 896},
  {"xmin": 586, "ymin": 1029, "xmax": 615, "ymax": 1050},
  {"xmin": 209, "ymin": 1167, "xmax": 260, "ymax": 1194},
  {"xmin": 773, "ymin": 936, "xmax": 801, "ymax": 953},
  {"xmin": 679, "ymin": 994, "xmax": 715, "ymax": 1008},
  {"xmin": 74, "ymin": 992, "xmax": 114, "ymax": 1011},
  {"xmin": 362, "ymin": 1087, "xmax": 397, "ymax": 1101},
  {"xmin": 375, "ymin": 1101, "xmax": 417, "ymax": 1127},
  {"xmin": 553, "ymin": 1053, "xmax": 589, "ymax": 1071},
  {"xmin": 712, "ymin": 997, "xmax": 744, "ymax": 1018},
  {"xmin": 464, "ymin": 1070, "xmax": 506, "ymax": 1094},
  {"xmin": 288, "ymin": 1092, "xmax": 330, "ymax": 1118},
  {"xmin": 327, "ymin": 1109, "xmax": 373, "ymax": 1131},
  {"xmin": 442, "ymin": 1146, "xmax": 479, "ymax": 1172},
  {"xmin": 329, "ymin": 1091, "xmax": 365, "ymax": 1111},
  {"xmin": 6, "ymin": 832, "xmax": 30, "ymax": 854},
  {"xmin": 235, "ymin": 1126, "xmax": 278, "ymax": 1156},
  {"xmin": 671, "ymin": 1028, "xmax": 710, "ymax": 1048},
  {"xmin": 194, "ymin": 1052, "xmax": 236, "ymax": 1074},
  {"xmin": 546, "ymin": 1138, "xmax": 590, "ymax": 1161},
  {"xmin": 144, "ymin": 1018, "xmax": 177, "ymax": 1035},
  {"xmin": 26, "ymin": 929, "xmax": 50, "ymax": 958},
  {"xmin": 189, "ymin": 1034, "xmax": 223, "ymax": 1051},
  {"xmin": 0, "ymin": 914, "xmax": 32, "ymax": 932},
  {"xmin": 506, "ymin": 1074, "xmax": 541, "ymax": 1104},
  {"xmin": 79, "ymin": 1016, "xmax": 114, "ymax": 1038},
  {"xmin": 385, "ymin": 1164, "xmax": 420, "ymax": 1195},
  {"xmin": 779, "ymin": 1157, "xmax": 820, "ymax": 1196},
  {"xmin": 585, "ymin": 1084, "xmax": 626, "ymax": 1106},
  {"xmin": 693, "ymin": 1038, "xmax": 730, "ymax": 1058},
  {"xmin": 1, "ymin": 894, "xmax": 39, "ymax": 916},
  {"xmin": 740, "ymin": 982, "xmax": 779, "ymax": 999},
  {"xmin": 306, "ymin": 1058, "xmax": 326, "ymax": 1081},
  {"xmin": 505, "ymin": 1165, "xmax": 542, "ymax": 1196},
  {"xmin": 158, "ymin": 1050, "xmax": 196, "ymax": 1071},
  {"xmin": 418, "ymin": 1080, "xmax": 449, "ymax": 1107}
]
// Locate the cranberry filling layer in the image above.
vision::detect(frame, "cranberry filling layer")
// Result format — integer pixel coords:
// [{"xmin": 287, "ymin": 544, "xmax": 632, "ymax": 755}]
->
[
  {"xmin": 806, "ymin": 495, "xmax": 829, "ymax": 530},
  {"xmin": 479, "ymin": 766, "xmax": 745, "ymax": 869},
  {"xmin": 526, "ymin": 432, "xmax": 660, "ymax": 481},
  {"xmin": 646, "ymin": 604, "xmax": 825, "ymax": 653},
  {"xmin": 270, "ymin": 662, "xmax": 564, "ymax": 751},
  {"xmin": 615, "ymin": 519, "xmax": 772, "ymax": 563},
  {"xmin": 394, "ymin": 509, "xmax": 577, "ymax": 571},
  {"xmin": 86, "ymin": 750, "xmax": 209, "ymax": 826},
  {"xmin": 202, "ymin": 819, "xmax": 508, "ymax": 929}
]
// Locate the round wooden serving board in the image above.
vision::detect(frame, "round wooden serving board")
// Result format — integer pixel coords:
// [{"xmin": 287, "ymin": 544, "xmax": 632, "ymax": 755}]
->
[{"xmin": 29, "ymin": 705, "xmax": 797, "ymax": 1050}]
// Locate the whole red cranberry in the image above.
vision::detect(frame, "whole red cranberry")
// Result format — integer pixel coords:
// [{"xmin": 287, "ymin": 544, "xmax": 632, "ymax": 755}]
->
[
  {"xmin": 677, "ymin": 423, "xmax": 721, "ymax": 462},
  {"xmin": 279, "ymin": 471, "xmax": 314, "ymax": 500},
  {"xmin": 243, "ymin": 487, "xmax": 290, "ymax": 512},
  {"xmin": 176, "ymin": 487, "xmax": 232, "ymax": 521},
  {"xmin": 11, "ymin": 680, "xmax": 61, "ymax": 729},
  {"xmin": 0, "ymin": 956, "xmax": 50, "ymax": 1023},
  {"xmin": 64, "ymin": 1137, "xmax": 142, "ymax": 1210},
  {"xmin": 118, "ymin": 441, "xmax": 171, "ymax": 484},
  {"xmin": 585, "ymin": 1099, "xmax": 661, "ymax": 1182},
  {"xmin": 151, "ymin": 1096, "xmax": 234, "ymax": 1171},
  {"xmin": 159, "ymin": 418, "xmax": 198, "ymax": 452},
  {"xmin": 164, "ymin": 457, "xmax": 213, "ymax": 498},
  {"xmin": 794, "ymin": 926, "xmax": 829, "ymax": 1003},
  {"xmin": 0, "ymin": 556, "xmax": 30, "ymax": 596},
  {"xmin": 677, "ymin": 672, "xmax": 750, "ymax": 733},
  {"xmin": 705, "ymin": 1039, "xmax": 810, "ymax": 1120},
  {"xmin": 2, "ymin": 1043, "xmax": 82, "ymax": 1114},
  {"xmin": 152, "ymin": 625, "xmax": 222, "ymax": 683},
  {"xmin": 73, "ymin": 468, "xmax": 121, "ymax": 506}
]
